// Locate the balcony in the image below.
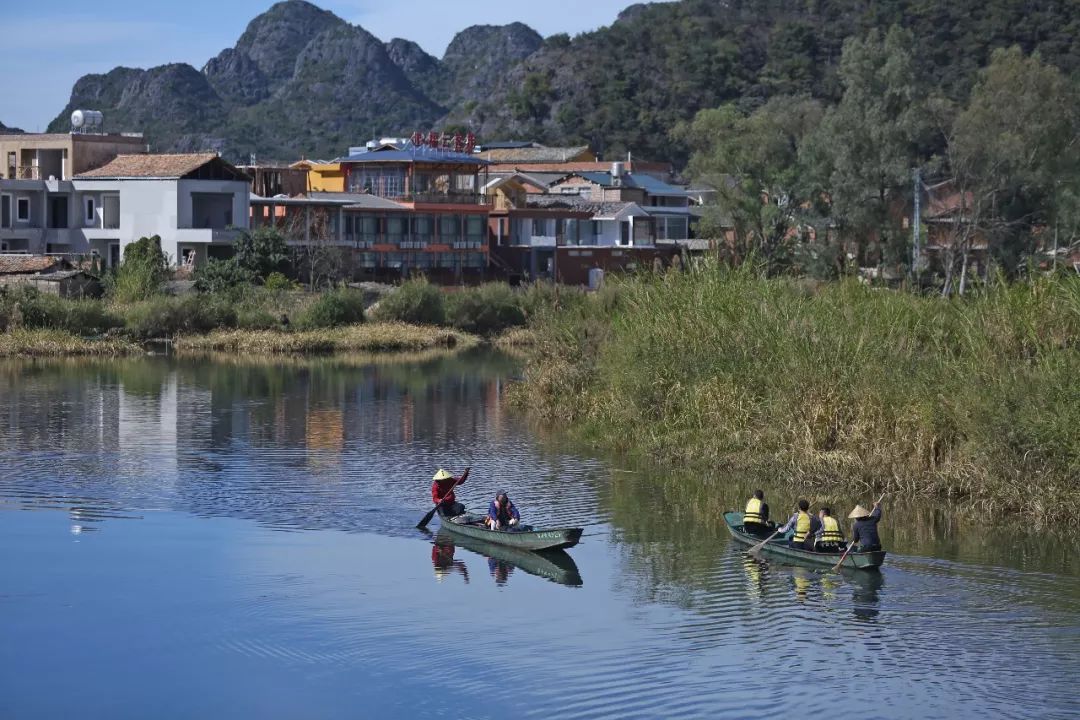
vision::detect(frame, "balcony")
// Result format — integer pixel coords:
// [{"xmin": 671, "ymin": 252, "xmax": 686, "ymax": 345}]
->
[{"xmin": 400, "ymin": 192, "xmax": 486, "ymax": 206}]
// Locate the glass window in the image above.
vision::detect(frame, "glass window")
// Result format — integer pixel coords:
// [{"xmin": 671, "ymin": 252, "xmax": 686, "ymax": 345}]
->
[
  {"xmin": 465, "ymin": 215, "xmax": 485, "ymax": 238},
  {"xmin": 439, "ymin": 215, "xmax": 460, "ymax": 241},
  {"xmin": 16, "ymin": 197, "xmax": 29, "ymax": 221},
  {"xmin": 387, "ymin": 216, "xmax": 406, "ymax": 241},
  {"xmin": 85, "ymin": 197, "xmax": 95, "ymax": 223},
  {"xmin": 413, "ymin": 215, "xmax": 434, "ymax": 240},
  {"xmin": 532, "ymin": 218, "xmax": 548, "ymax": 236},
  {"xmin": 667, "ymin": 217, "xmax": 688, "ymax": 240}
]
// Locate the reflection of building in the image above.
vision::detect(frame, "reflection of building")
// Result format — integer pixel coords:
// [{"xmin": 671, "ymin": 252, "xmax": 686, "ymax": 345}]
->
[{"xmin": 306, "ymin": 409, "xmax": 344, "ymax": 454}]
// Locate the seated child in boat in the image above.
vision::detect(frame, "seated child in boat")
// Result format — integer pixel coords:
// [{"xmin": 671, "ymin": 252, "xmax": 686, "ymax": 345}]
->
[{"xmin": 486, "ymin": 491, "xmax": 520, "ymax": 530}]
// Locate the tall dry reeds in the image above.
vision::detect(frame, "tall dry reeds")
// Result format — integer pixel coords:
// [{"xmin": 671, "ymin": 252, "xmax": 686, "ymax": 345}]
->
[{"xmin": 512, "ymin": 262, "xmax": 1080, "ymax": 520}]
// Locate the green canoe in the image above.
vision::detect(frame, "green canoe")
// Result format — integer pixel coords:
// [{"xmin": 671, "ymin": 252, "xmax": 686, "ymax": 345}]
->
[
  {"xmin": 434, "ymin": 528, "xmax": 583, "ymax": 587},
  {"xmin": 724, "ymin": 511, "xmax": 886, "ymax": 571},
  {"xmin": 438, "ymin": 509, "xmax": 583, "ymax": 551}
]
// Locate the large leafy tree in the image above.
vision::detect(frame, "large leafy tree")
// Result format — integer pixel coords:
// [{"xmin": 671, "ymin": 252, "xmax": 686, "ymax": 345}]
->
[
  {"xmin": 677, "ymin": 96, "xmax": 823, "ymax": 272},
  {"xmin": 948, "ymin": 46, "xmax": 1080, "ymax": 279},
  {"xmin": 802, "ymin": 26, "xmax": 932, "ymax": 271}
]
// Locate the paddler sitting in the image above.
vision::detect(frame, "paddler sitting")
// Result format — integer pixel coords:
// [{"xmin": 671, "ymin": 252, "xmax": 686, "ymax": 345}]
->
[
  {"xmin": 742, "ymin": 489, "xmax": 771, "ymax": 537},
  {"xmin": 848, "ymin": 497, "xmax": 884, "ymax": 552},
  {"xmin": 815, "ymin": 507, "xmax": 845, "ymax": 551},
  {"xmin": 432, "ymin": 467, "xmax": 468, "ymax": 518},
  {"xmin": 486, "ymin": 490, "xmax": 520, "ymax": 530},
  {"xmin": 776, "ymin": 499, "xmax": 821, "ymax": 550}
]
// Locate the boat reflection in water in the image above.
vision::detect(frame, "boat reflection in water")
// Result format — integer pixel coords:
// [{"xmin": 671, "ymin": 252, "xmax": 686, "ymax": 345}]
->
[
  {"xmin": 741, "ymin": 554, "xmax": 884, "ymax": 619},
  {"xmin": 433, "ymin": 528, "xmax": 583, "ymax": 587}
]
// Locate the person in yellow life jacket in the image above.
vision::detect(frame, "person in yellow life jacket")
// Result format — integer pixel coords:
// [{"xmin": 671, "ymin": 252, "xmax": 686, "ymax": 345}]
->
[
  {"xmin": 743, "ymin": 489, "xmax": 771, "ymax": 537},
  {"xmin": 776, "ymin": 499, "xmax": 822, "ymax": 551},
  {"xmin": 815, "ymin": 507, "xmax": 845, "ymax": 551}
]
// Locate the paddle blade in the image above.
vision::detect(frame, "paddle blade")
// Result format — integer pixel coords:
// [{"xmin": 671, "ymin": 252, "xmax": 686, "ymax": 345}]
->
[{"xmin": 417, "ymin": 505, "xmax": 439, "ymax": 530}]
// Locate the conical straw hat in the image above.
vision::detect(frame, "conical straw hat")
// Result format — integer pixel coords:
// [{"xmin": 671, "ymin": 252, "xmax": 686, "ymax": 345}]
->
[{"xmin": 848, "ymin": 504, "xmax": 871, "ymax": 519}]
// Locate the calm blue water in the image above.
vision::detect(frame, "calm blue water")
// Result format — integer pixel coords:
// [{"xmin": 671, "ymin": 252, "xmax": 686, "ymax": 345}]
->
[{"xmin": 1, "ymin": 352, "xmax": 1078, "ymax": 719}]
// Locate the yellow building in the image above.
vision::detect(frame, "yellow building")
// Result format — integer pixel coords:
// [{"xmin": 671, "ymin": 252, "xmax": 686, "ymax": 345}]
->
[{"xmin": 290, "ymin": 159, "xmax": 345, "ymax": 193}]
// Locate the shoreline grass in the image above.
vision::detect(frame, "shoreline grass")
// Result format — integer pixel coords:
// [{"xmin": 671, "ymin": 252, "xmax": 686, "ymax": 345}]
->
[
  {"xmin": 173, "ymin": 323, "xmax": 478, "ymax": 355},
  {"xmin": 511, "ymin": 263, "xmax": 1080, "ymax": 522},
  {"xmin": 0, "ymin": 329, "xmax": 141, "ymax": 357}
]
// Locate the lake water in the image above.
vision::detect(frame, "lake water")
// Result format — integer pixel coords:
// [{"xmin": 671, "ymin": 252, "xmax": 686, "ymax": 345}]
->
[{"xmin": 1, "ymin": 350, "xmax": 1078, "ymax": 719}]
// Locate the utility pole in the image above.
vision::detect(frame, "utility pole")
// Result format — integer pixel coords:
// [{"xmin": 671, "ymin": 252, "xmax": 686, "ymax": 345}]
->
[{"xmin": 912, "ymin": 167, "xmax": 921, "ymax": 284}]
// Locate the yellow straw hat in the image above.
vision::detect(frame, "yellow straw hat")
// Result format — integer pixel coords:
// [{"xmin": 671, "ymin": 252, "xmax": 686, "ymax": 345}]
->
[
  {"xmin": 848, "ymin": 504, "xmax": 871, "ymax": 519},
  {"xmin": 433, "ymin": 469, "xmax": 453, "ymax": 481}
]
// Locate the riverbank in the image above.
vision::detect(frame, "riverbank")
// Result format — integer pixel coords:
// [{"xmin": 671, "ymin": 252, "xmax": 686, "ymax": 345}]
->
[
  {"xmin": 0, "ymin": 329, "xmax": 141, "ymax": 357},
  {"xmin": 510, "ymin": 264, "xmax": 1080, "ymax": 522},
  {"xmin": 174, "ymin": 323, "xmax": 475, "ymax": 354}
]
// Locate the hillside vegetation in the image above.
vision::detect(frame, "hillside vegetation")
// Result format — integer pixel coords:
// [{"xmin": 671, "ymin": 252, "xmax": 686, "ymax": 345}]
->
[{"xmin": 44, "ymin": 0, "xmax": 1080, "ymax": 164}]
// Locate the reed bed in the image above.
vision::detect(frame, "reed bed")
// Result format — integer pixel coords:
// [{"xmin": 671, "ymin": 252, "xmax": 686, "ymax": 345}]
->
[
  {"xmin": 512, "ymin": 263, "xmax": 1080, "ymax": 521},
  {"xmin": 174, "ymin": 323, "xmax": 478, "ymax": 355},
  {"xmin": 0, "ymin": 329, "xmax": 141, "ymax": 357}
]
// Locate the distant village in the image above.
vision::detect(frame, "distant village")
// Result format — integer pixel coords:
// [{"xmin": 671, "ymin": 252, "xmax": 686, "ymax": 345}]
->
[
  {"xmin": 0, "ymin": 113, "xmax": 720, "ymax": 291},
  {"xmin": 2, "ymin": 112, "xmax": 1064, "ymax": 295}
]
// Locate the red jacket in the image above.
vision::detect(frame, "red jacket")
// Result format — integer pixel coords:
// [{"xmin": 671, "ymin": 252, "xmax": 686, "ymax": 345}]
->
[{"xmin": 432, "ymin": 469, "xmax": 468, "ymax": 506}]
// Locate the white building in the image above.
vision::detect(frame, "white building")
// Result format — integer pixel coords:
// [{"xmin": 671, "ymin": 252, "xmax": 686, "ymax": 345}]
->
[{"xmin": 0, "ymin": 153, "xmax": 249, "ymax": 267}]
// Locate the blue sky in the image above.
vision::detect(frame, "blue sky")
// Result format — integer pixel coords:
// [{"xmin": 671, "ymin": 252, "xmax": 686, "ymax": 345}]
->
[{"xmin": 1, "ymin": 0, "xmax": 636, "ymax": 132}]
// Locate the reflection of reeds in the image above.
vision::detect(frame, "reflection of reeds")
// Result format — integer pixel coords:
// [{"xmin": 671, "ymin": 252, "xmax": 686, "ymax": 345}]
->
[
  {"xmin": 515, "ymin": 263, "xmax": 1080, "ymax": 522},
  {"xmin": 173, "ymin": 323, "xmax": 479, "ymax": 355},
  {"xmin": 0, "ymin": 329, "xmax": 140, "ymax": 357}
]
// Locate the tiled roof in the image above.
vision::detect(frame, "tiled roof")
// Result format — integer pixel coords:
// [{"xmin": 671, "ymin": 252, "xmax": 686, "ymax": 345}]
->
[
  {"xmin": 476, "ymin": 146, "xmax": 591, "ymax": 163},
  {"xmin": 487, "ymin": 160, "xmax": 672, "ymax": 175},
  {"xmin": 0, "ymin": 255, "xmax": 70, "ymax": 275},
  {"xmin": 76, "ymin": 153, "xmax": 221, "ymax": 179},
  {"xmin": 527, "ymin": 196, "xmax": 642, "ymax": 219},
  {"xmin": 573, "ymin": 171, "xmax": 688, "ymax": 195}
]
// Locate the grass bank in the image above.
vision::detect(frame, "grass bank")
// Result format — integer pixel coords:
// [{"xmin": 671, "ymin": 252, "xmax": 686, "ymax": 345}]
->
[
  {"xmin": 174, "ymin": 323, "xmax": 476, "ymax": 355},
  {"xmin": 0, "ymin": 329, "xmax": 140, "ymax": 357},
  {"xmin": 511, "ymin": 263, "xmax": 1080, "ymax": 522}
]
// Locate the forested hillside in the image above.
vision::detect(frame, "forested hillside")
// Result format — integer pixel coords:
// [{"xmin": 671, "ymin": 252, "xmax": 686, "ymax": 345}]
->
[{"xmin": 45, "ymin": 0, "xmax": 1080, "ymax": 164}]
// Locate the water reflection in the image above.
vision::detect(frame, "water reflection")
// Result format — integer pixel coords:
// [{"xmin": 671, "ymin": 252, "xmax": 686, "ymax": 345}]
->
[
  {"xmin": 432, "ymin": 528, "xmax": 583, "ymax": 588},
  {"xmin": 2, "ymin": 352, "xmax": 1079, "ymax": 719}
]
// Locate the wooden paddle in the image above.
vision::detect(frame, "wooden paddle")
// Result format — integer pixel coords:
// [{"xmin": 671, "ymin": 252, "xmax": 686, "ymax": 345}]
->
[
  {"xmin": 833, "ymin": 493, "xmax": 884, "ymax": 571},
  {"xmin": 417, "ymin": 467, "xmax": 470, "ymax": 530},
  {"xmin": 747, "ymin": 527, "xmax": 782, "ymax": 557}
]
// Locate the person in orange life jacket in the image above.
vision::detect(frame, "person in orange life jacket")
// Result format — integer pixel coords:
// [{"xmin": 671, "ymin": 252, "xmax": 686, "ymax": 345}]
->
[
  {"xmin": 432, "ymin": 467, "xmax": 468, "ymax": 518},
  {"xmin": 486, "ymin": 490, "xmax": 520, "ymax": 530},
  {"xmin": 815, "ymin": 507, "xmax": 845, "ymax": 551},
  {"xmin": 743, "ymin": 489, "xmax": 771, "ymax": 537},
  {"xmin": 776, "ymin": 498, "xmax": 822, "ymax": 550}
]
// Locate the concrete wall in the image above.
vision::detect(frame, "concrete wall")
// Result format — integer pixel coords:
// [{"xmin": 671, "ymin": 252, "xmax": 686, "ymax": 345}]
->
[{"xmin": 0, "ymin": 134, "xmax": 147, "ymax": 180}]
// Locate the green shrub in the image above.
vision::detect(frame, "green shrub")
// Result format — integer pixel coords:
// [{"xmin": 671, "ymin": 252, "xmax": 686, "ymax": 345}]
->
[
  {"xmin": 194, "ymin": 258, "xmax": 256, "ymax": 296},
  {"xmin": 371, "ymin": 278, "xmax": 446, "ymax": 325},
  {"xmin": 445, "ymin": 283, "xmax": 526, "ymax": 334},
  {"xmin": 0, "ymin": 286, "xmax": 121, "ymax": 334},
  {"xmin": 236, "ymin": 307, "xmax": 280, "ymax": 330},
  {"xmin": 294, "ymin": 287, "xmax": 366, "ymax": 329},
  {"xmin": 123, "ymin": 296, "xmax": 237, "ymax": 339},
  {"xmin": 264, "ymin": 272, "xmax": 297, "ymax": 292},
  {"xmin": 108, "ymin": 235, "xmax": 169, "ymax": 302}
]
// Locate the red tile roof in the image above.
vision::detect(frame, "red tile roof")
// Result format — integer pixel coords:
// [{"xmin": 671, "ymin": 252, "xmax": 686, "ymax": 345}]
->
[{"xmin": 0, "ymin": 255, "xmax": 70, "ymax": 275}]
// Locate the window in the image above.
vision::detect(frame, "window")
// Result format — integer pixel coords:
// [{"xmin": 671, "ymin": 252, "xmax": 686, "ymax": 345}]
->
[
  {"xmin": 16, "ymin": 197, "xmax": 29, "ymax": 222},
  {"xmin": 1, "ymin": 195, "xmax": 10, "ymax": 228},
  {"xmin": 532, "ymin": 218, "xmax": 548, "ymax": 237},
  {"xmin": 439, "ymin": 215, "xmax": 460, "ymax": 242},
  {"xmin": 387, "ymin": 216, "xmax": 406, "ymax": 243},
  {"xmin": 85, "ymin": 197, "xmax": 96, "ymax": 224}
]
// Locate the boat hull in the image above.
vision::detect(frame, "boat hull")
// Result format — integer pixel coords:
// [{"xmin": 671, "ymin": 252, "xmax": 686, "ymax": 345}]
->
[
  {"xmin": 434, "ymin": 528, "xmax": 583, "ymax": 586},
  {"xmin": 438, "ymin": 509, "xmax": 583, "ymax": 551},
  {"xmin": 724, "ymin": 511, "xmax": 886, "ymax": 570}
]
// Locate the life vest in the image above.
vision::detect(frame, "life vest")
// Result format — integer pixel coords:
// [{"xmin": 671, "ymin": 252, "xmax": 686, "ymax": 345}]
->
[
  {"xmin": 793, "ymin": 510, "xmax": 812, "ymax": 542},
  {"xmin": 744, "ymin": 497, "xmax": 765, "ymax": 524},
  {"xmin": 821, "ymin": 515, "xmax": 843, "ymax": 542}
]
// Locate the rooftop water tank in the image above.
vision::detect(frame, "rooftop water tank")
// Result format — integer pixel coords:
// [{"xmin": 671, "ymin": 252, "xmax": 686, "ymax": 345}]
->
[{"xmin": 71, "ymin": 110, "xmax": 103, "ymax": 131}]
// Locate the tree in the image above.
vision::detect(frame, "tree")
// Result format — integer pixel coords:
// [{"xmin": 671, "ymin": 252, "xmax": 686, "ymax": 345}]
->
[
  {"xmin": 947, "ymin": 46, "xmax": 1080, "ymax": 285},
  {"xmin": 677, "ymin": 96, "xmax": 823, "ymax": 272},
  {"xmin": 109, "ymin": 235, "xmax": 169, "ymax": 302},
  {"xmin": 801, "ymin": 26, "xmax": 932, "ymax": 273},
  {"xmin": 285, "ymin": 207, "xmax": 346, "ymax": 290},
  {"xmin": 234, "ymin": 227, "xmax": 290, "ymax": 279}
]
